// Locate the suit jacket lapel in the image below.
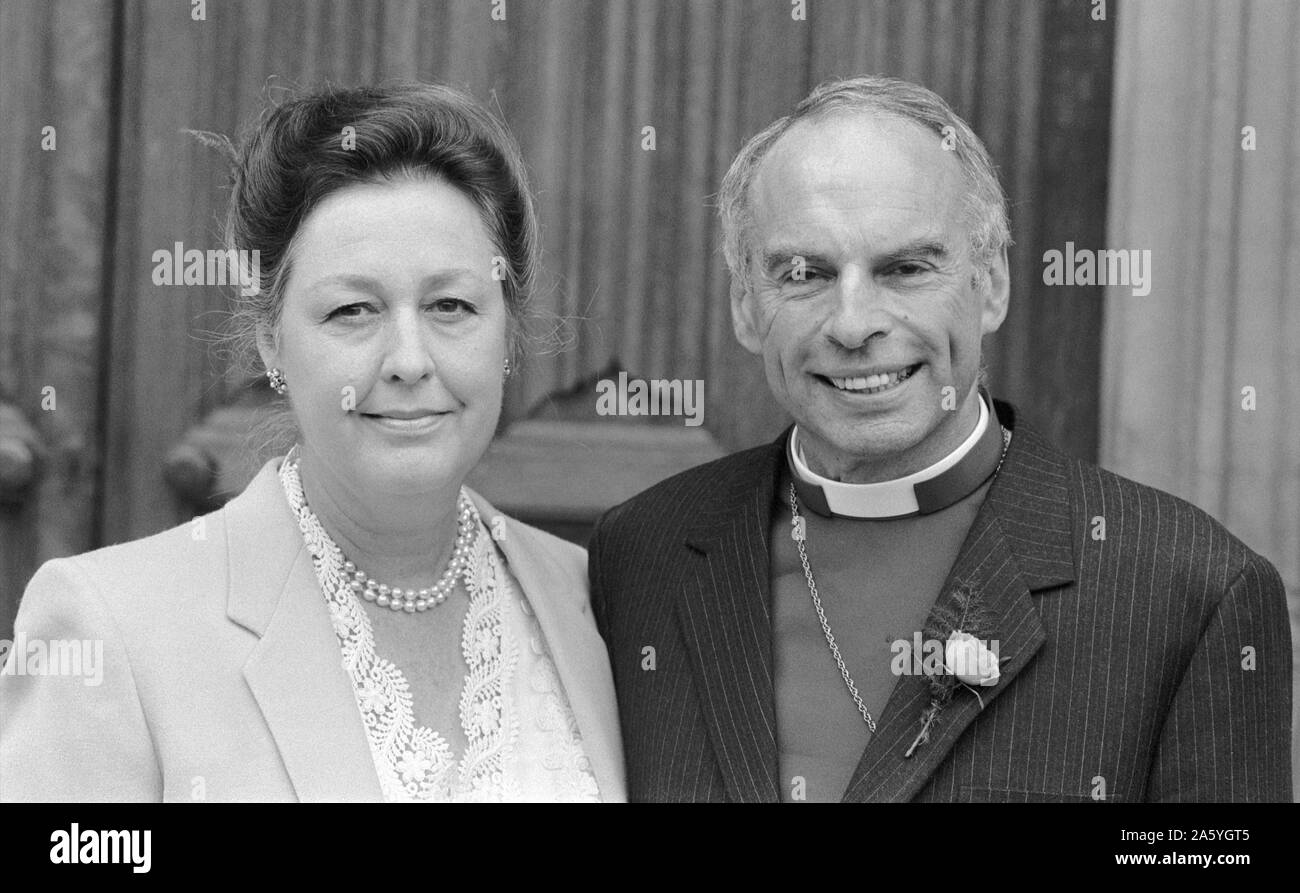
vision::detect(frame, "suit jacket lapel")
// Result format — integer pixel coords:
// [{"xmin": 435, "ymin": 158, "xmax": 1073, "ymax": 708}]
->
[
  {"xmin": 840, "ymin": 512, "xmax": 1047, "ymax": 801},
  {"xmin": 467, "ymin": 489, "xmax": 628, "ymax": 803},
  {"xmin": 842, "ymin": 408, "xmax": 1077, "ymax": 802},
  {"xmin": 678, "ymin": 441, "xmax": 786, "ymax": 802},
  {"xmin": 226, "ymin": 458, "xmax": 383, "ymax": 802}
]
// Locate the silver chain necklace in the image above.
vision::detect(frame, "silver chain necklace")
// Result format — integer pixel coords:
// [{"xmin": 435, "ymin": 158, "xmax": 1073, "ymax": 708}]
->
[
  {"xmin": 788, "ymin": 483, "xmax": 878, "ymax": 733},
  {"xmin": 786, "ymin": 427, "xmax": 1012, "ymax": 734}
]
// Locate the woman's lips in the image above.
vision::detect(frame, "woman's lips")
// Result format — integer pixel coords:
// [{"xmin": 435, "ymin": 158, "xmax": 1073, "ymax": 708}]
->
[
  {"xmin": 361, "ymin": 412, "xmax": 447, "ymax": 433},
  {"xmin": 365, "ymin": 409, "xmax": 441, "ymax": 419}
]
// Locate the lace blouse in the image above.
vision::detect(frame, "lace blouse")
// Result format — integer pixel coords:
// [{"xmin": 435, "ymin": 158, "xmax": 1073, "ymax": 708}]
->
[{"xmin": 279, "ymin": 456, "xmax": 601, "ymax": 802}]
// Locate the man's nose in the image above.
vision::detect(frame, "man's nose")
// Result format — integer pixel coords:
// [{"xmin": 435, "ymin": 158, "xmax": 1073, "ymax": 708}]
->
[
  {"xmin": 380, "ymin": 310, "xmax": 436, "ymax": 383},
  {"xmin": 825, "ymin": 267, "xmax": 893, "ymax": 350}
]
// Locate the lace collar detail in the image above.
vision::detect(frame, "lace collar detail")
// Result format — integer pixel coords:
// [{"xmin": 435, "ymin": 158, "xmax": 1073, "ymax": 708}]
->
[{"xmin": 278, "ymin": 455, "xmax": 518, "ymax": 801}]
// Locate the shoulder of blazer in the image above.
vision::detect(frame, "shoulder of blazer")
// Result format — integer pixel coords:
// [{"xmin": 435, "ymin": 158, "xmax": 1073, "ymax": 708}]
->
[
  {"xmin": 18, "ymin": 456, "xmax": 290, "ymax": 628},
  {"xmin": 27, "ymin": 505, "xmax": 231, "ymax": 616},
  {"xmin": 593, "ymin": 436, "xmax": 786, "ymax": 543},
  {"xmin": 1063, "ymin": 449, "xmax": 1276, "ymax": 591},
  {"xmin": 1007, "ymin": 406, "xmax": 1277, "ymax": 598},
  {"xmin": 9, "ymin": 510, "xmax": 241, "ymax": 705}
]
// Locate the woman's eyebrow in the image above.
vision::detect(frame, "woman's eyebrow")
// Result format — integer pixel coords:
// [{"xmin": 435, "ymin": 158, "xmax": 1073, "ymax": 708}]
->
[
  {"xmin": 305, "ymin": 269, "xmax": 486, "ymax": 295},
  {"xmin": 305, "ymin": 273, "xmax": 385, "ymax": 295}
]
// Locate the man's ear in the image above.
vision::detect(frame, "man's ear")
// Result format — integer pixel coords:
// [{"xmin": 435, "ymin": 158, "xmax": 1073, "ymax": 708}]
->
[
  {"xmin": 979, "ymin": 245, "xmax": 1010, "ymax": 336},
  {"xmin": 730, "ymin": 279, "xmax": 763, "ymax": 355}
]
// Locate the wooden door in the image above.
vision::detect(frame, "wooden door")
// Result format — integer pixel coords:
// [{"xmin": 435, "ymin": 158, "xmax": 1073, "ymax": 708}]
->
[{"xmin": 0, "ymin": 0, "xmax": 1115, "ymax": 641}]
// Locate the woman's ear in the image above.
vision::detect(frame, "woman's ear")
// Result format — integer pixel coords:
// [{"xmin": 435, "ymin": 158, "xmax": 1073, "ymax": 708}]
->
[{"xmin": 255, "ymin": 321, "xmax": 279, "ymax": 373}]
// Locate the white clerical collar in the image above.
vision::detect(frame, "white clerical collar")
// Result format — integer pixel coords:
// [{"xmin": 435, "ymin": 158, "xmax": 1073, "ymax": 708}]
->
[{"xmin": 788, "ymin": 391, "xmax": 1006, "ymax": 519}]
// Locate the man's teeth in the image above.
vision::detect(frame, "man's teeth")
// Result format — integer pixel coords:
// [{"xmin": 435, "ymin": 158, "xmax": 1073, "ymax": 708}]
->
[{"xmin": 830, "ymin": 366, "xmax": 915, "ymax": 392}]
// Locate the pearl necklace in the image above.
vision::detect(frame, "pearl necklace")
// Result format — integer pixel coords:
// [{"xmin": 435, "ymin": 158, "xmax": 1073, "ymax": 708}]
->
[
  {"xmin": 342, "ymin": 495, "xmax": 477, "ymax": 613},
  {"xmin": 280, "ymin": 452, "xmax": 480, "ymax": 615}
]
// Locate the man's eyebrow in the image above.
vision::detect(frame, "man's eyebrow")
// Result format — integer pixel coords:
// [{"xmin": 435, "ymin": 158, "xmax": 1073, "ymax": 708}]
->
[
  {"xmin": 878, "ymin": 241, "xmax": 951, "ymax": 265},
  {"xmin": 758, "ymin": 249, "xmax": 834, "ymax": 273}
]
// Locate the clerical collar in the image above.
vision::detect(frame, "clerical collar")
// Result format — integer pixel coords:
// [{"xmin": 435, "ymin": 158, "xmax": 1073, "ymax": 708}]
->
[{"xmin": 788, "ymin": 390, "xmax": 1006, "ymax": 520}]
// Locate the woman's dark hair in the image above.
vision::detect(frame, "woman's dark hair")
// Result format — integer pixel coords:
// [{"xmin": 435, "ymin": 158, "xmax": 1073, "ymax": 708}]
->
[{"xmin": 222, "ymin": 81, "xmax": 540, "ymax": 378}]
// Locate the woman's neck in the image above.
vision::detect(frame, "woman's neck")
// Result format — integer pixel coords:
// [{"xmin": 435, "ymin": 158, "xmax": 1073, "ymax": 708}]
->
[{"xmin": 295, "ymin": 449, "xmax": 464, "ymax": 592}]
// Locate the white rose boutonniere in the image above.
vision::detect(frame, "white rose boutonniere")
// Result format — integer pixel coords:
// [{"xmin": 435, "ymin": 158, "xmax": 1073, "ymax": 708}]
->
[
  {"xmin": 944, "ymin": 631, "xmax": 1000, "ymax": 687},
  {"xmin": 904, "ymin": 582, "xmax": 1003, "ymax": 759}
]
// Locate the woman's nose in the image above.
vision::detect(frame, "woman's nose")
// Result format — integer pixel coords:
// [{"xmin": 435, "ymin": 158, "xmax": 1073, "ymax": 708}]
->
[{"xmin": 380, "ymin": 312, "xmax": 436, "ymax": 383}]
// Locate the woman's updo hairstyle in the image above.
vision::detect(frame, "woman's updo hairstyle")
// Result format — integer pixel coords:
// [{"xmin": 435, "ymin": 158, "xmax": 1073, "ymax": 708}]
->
[{"xmin": 223, "ymin": 81, "xmax": 539, "ymax": 377}]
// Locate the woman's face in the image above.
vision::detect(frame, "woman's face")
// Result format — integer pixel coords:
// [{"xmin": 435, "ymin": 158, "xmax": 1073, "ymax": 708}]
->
[{"xmin": 260, "ymin": 177, "xmax": 510, "ymax": 499}]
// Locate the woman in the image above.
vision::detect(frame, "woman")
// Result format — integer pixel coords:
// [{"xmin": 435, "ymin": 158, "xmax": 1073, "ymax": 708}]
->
[{"xmin": 0, "ymin": 83, "xmax": 624, "ymax": 802}]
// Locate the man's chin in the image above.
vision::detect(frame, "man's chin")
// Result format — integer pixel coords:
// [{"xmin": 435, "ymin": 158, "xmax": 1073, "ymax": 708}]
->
[{"xmin": 797, "ymin": 422, "xmax": 928, "ymax": 478}]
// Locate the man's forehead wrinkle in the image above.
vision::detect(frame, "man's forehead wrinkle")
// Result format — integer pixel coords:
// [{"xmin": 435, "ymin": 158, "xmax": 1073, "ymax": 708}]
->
[
  {"xmin": 753, "ymin": 186, "xmax": 958, "ymax": 258},
  {"xmin": 749, "ymin": 113, "xmax": 967, "ymax": 264}
]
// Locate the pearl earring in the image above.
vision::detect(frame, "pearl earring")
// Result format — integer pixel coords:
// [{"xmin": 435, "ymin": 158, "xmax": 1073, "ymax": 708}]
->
[
  {"xmin": 503, "ymin": 357, "xmax": 512, "ymax": 378},
  {"xmin": 267, "ymin": 367, "xmax": 287, "ymax": 394}
]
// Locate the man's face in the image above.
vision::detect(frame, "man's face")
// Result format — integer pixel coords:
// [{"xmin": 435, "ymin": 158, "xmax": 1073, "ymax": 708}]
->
[{"xmin": 732, "ymin": 111, "xmax": 1008, "ymax": 482}]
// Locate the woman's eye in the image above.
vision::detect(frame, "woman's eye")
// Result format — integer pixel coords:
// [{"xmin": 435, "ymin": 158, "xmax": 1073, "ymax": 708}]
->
[
  {"xmin": 429, "ymin": 298, "xmax": 476, "ymax": 316},
  {"xmin": 327, "ymin": 302, "xmax": 374, "ymax": 320}
]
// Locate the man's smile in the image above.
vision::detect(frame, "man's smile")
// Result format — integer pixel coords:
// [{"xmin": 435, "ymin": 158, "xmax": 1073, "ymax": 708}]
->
[{"xmin": 815, "ymin": 363, "xmax": 923, "ymax": 395}]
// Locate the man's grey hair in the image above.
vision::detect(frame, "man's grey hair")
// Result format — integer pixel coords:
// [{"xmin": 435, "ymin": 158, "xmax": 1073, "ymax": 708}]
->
[{"xmin": 717, "ymin": 75, "xmax": 1012, "ymax": 296}]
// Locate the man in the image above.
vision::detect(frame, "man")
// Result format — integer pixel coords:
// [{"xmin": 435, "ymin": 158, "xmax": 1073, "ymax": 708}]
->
[{"xmin": 587, "ymin": 76, "xmax": 1292, "ymax": 802}]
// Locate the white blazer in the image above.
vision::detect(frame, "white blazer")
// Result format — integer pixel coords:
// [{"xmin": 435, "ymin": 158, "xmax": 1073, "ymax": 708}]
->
[{"xmin": 0, "ymin": 457, "xmax": 626, "ymax": 802}]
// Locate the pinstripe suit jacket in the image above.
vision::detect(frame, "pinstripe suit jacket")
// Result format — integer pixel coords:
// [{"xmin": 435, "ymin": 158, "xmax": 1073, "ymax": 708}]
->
[{"xmin": 588, "ymin": 400, "xmax": 1293, "ymax": 802}]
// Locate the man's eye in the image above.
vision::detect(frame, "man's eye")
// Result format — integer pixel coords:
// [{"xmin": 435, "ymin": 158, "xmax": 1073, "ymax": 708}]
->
[
  {"xmin": 891, "ymin": 262, "xmax": 930, "ymax": 276},
  {"xmin": 782, "ymin": 268, "xmax": 827, "ymax": 284}
]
